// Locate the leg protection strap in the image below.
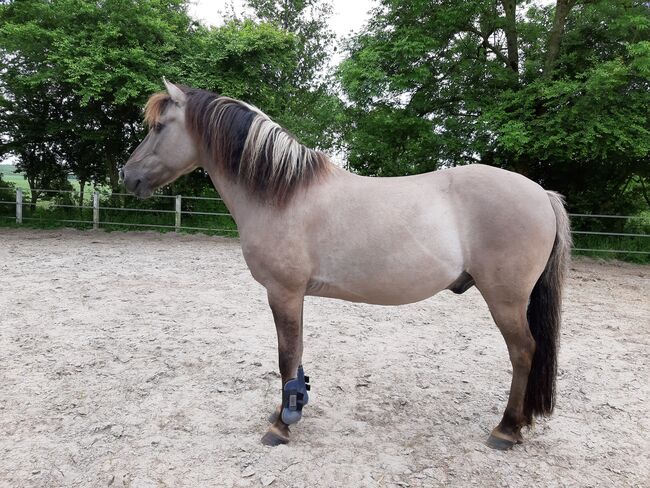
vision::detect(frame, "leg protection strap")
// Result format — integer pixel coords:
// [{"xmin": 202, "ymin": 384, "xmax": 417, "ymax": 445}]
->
[{"xmin": 281, "ymin": 365, "xmax": 311, "ymax": 425}]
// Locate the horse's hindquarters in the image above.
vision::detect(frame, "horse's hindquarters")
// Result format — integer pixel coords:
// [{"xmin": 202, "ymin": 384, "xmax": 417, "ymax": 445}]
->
[{"xmin": 453, "ymin": 167, "xmax": 557, "ymax": 299}]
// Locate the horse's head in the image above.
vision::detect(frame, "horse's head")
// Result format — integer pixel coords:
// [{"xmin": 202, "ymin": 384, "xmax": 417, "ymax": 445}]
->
[{"xmin": 121, "ymin": 80, "xmax": 199, "ymax": 198}]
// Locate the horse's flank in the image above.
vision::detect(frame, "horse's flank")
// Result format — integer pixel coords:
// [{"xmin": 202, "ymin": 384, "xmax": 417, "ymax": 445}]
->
[{"xmin": 143, "ymin": 89, "xmax": 331, "ymax": 205}]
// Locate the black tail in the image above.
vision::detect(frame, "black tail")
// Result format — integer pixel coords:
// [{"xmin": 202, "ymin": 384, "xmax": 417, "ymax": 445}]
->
[{"xmin": 524, "ymin": 192, "xmax": 571, "ymax": 419}]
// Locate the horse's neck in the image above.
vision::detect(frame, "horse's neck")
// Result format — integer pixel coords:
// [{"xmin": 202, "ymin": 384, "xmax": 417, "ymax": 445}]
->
[
  {"xmin": 205, "ymin": 164, "xmax": 256, "ymax": 227},
  {"xmin": 204, "ymin": 157, "xmax": 344, "ymax": 229}
]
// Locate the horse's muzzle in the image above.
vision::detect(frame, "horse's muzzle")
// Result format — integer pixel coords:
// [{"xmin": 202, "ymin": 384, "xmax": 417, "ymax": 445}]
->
[{"xmin": 122, "ymin": 168, "xmax": 152, "ymax": 198}]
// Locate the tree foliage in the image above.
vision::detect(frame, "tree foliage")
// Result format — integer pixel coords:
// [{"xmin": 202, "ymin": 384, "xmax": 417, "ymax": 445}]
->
[
  {"xmin": 241, "ymin": 0, "xmax": 345, "ymax": 150},
  {"xmin": 339, "ymin": 0, "xmax": 650, "ymax": 213},
  {"xmin": 245, "ymin": 0, "xmax": 334, "ymax": 88},
  {"xmin": 0, "ymin": 0, "xmax": 195, "ymax": 194},
  {"xmin": 1, "ymin": 0, "xmax": 648, "ymax": 216},
  {"xmin": 0, "ymin": 0, "xmax": 334, "ymax": 197}
]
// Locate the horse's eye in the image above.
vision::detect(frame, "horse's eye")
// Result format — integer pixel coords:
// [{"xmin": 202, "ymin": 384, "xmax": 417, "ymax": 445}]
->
[{"xmin": 154, "ymin": 122, "xmax": 165, "ymax": 132}]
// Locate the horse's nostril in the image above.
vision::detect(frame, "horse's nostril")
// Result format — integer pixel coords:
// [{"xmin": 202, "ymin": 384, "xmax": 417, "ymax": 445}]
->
[{"xmin": 134, "ymin": 178, "xmax": 141, "ymax": 190}]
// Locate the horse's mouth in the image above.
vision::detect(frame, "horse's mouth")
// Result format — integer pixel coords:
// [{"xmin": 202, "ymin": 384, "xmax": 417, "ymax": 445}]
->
[
  {"xmin": 133, "ymin": 185, "xmax": 154, "ymax": 199},
  {"xmin": 124, "ymin": 176, "xmax": 154, "ymax": 199}
]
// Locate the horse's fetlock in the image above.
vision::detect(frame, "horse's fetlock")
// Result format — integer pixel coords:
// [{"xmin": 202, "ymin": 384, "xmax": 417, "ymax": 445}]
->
[
  {"xmin": 500, "ymin": 407, "xmax": 528, "ymax": 432},
  {"xmin": 281, "ymin": 365, "xmax": 310, "ymax": 425}
]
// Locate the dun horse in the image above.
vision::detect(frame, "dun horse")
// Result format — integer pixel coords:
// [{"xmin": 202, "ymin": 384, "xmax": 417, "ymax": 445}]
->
[{"xmin": 121, "ymin": 81, "xmax": 571, "ymax": 450}]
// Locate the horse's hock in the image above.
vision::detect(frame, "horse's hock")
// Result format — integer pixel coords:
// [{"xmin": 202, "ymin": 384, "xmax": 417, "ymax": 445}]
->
[{"xmin": 0, "ymin": 228, "xmax": 648, "ymax": 487}]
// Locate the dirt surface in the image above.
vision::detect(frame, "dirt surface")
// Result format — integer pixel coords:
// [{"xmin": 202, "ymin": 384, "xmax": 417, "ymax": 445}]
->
[{"xmin": 1, "ymin": 228, "xmax": 648, "ymax": 488}]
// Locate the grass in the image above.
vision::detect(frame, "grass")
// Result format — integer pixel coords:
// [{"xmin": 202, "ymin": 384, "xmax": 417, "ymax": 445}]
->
[
  {"xmin": 572, "ymin": 235, "xmax": 650, "ymax": 263},
  {"xmin": 0, "ymin": 188, "xmax": 239, "ymax": 237},
  {"xmin": 570, "ymin": 212, "xmax": 650, "ymax": 263},
  {"xmin": 0, "ymin": 164, "xmax": 94, "ymax": 197},
  {"xmin": 0, "ymin": 164, "xmax": 29, "ymax": 192}
]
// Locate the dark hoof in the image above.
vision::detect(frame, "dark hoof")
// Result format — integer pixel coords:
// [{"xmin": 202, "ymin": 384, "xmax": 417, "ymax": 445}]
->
[
  {"xmin": 486, "ymin": 433, "xmax": 516, "ymax": 451},
  {"xmin": 261, "ymin": 426, "xmax": 290, "ymax": 446},
  {"xmin": 268, "ymin": 405, "xmax": 281, "ymax": 424}
]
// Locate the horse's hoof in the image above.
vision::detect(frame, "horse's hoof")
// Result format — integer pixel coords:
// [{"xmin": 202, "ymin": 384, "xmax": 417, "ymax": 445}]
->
[
  {"xmin": 261, "ymin": 425, "xmax": 290, "ymax": 446},
  {"xmin": 514, "ymin": 430, "xmax": 524, "ymax": 444},
  {"xmin": 486, "ymin": 433, "xmax": 516, "ymax": 451},
  {"xmin": 267, "ymin": 405, "xmax": 281, "ymax": 423}
]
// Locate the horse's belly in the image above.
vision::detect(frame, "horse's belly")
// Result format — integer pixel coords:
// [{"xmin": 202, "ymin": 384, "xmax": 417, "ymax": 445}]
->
[
  {"xmin": 308, "ymin": 244, "xmax": 461, "ymax": 305},
  {"xmin": 308, "ymin": 272, "xmax": 455, "ymax": 305}
]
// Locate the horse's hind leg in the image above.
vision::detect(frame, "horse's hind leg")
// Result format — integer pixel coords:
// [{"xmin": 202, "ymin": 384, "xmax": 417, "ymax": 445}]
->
[
  {"xmin": 261, "ymin": 289, "xmax": 306, "ymax": 446},
  {"xmin": 481, "ymin": 292, "xmax": 536, "ymax": 450}
]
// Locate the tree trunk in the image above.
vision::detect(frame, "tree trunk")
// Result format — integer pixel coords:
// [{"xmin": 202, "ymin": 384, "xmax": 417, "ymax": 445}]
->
[
  {"xmin": 106, "ymin": 158, "xmax": 120, "ymax": 191},
  {"xmin": 638, "ymin": 176, "xmax": 650, "ymax": 209},
  {"xmin": 78, "ymin": 179, "xmax": 86, "ymax": 208},
  {"xmin": 544, "ymin": 0, "xmax": 576, "ymax": 76},
  {"xmin": 501, "ymin": 0, "xmax": 519, "ymax": 73},
  {"xmin": 28, "ymin": 177, "xmax": 38, "ymax": 211}
]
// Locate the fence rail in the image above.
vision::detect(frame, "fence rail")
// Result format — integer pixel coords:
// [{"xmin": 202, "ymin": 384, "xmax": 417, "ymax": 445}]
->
[
  {"xmin": 2, "ymin": 188, "xmax": 649, "ymax": 256},
  {"xmin": 7, "ymin": 188, "xmax": 237, "ymax": 234}
]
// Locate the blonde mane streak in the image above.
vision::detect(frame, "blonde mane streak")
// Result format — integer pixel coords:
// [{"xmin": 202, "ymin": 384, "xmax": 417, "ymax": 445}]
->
[
  {"xmin": 239, "ymin": 116, "xmax": 265, "ymax": 180},
  {"xmin": 243, "ymin": 116, "xmax": 307, "ymax": 187},
  {"xmin": 274, "ymin": 132, "xmax": 301, "ymax": 182},
  {"xmin": 239, "ymin": 100, "xmax": 269, "ymax": 119},
  {"xmin": 144, "ymin": 92, "xmax": 171, "ymax": 127}
]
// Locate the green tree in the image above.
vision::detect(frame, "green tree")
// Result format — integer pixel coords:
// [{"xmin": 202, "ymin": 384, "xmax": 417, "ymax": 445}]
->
[
  {"xmin": 0, "ymin": 0, "xmax": 195, "ymax": 193},
  {"xmin": 339, "ymin": 0, "xmax": 650, "ymax": 213},
  {"xmin": 487, "ymin": 0, "xmax": 650, "ymax": 213},
  {"xmin": 241, "ymin": 0, "xmax": 345, "ymax": 151},
  {"xmin": 245, "ymin": 0, "xmax": 334, "ymax": 88},
  {"xmin": 0, "ymin": 79, "xmax": 71, "ymax": 206},
  {"xmin": 0, "ymin": 0, "xmax": 323, "ymax": 198}
]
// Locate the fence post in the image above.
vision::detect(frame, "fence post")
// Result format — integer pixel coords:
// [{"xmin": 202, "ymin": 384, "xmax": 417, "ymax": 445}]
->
[
  {"xmin": 175, "ymin": 195, "xmax": 182, "ymax": 232},
  {"xmin": 15, "ymin": 187, "xmax": 22, "ymax": 224},
  {"xmin": 93, "ymin": 191, "xmax": 99, "ymax": 230}
]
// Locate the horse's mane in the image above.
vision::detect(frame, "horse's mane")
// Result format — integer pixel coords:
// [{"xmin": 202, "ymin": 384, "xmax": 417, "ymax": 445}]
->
[{"xmin": 144, "ymin": 87, "xmax": 331, "ymax": 205}]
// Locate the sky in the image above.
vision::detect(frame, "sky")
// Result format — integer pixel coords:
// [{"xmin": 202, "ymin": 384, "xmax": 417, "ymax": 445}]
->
[
  {"xmin": 188, "ymin": 0, "xmax": 378, "ymax": 39},
  {"xmin": 189, "ymin": 1, "xmax": 557, "ymax": 39}
]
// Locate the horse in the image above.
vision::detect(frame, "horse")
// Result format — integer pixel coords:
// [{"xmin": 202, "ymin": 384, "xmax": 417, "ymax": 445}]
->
[{"xmin": 121, "ymin": 80, "xmax": 571, "ymax": 450}]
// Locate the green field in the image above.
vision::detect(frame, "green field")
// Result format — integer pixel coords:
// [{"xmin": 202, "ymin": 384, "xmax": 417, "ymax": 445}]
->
[
  {"xmin": 0, "ymin": 164, "xmax": 29, "ymax": 191},
  {"xmin": 0, "ymin": 164, "xmax": 95, "ymax": 199}
]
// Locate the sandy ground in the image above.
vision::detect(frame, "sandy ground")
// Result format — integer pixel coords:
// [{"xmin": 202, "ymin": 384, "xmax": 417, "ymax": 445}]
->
[{"xmin": 0, "ymin": 228, "xmax": 648, "ymax": 488}]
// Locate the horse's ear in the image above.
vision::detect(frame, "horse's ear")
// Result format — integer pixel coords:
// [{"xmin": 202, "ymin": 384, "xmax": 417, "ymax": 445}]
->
[{"xmin": 163, "ymin": 78, "xmax": 186, "ymax": 105}]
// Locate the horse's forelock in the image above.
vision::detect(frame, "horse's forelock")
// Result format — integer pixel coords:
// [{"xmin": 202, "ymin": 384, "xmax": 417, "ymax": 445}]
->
[{"xmin": 144, "ymin": 92, "xmax": 172, "ymax": 128}]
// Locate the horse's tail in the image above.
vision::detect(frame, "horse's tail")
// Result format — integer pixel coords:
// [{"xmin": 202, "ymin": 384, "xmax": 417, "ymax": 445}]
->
[{"xmin": 524, "ymin": 191, "xmax": 571, "ymax": 420}]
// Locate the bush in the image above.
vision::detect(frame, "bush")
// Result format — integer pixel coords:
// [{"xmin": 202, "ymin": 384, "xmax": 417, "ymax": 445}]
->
[
  {"xmin": 624, "ymin": 211, "xmax": 650, "ymax": 235},
  {"xmin": 0, "ymin": 175, "xmax": 15, "ymax": 217}
]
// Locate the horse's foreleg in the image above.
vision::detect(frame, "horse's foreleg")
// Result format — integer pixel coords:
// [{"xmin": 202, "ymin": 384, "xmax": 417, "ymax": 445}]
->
[
  {"xmin": 483, "ymin": 297, "xmax": 535, "ymax": 450},
  {"xmin": 261, "ymin": 290, "xmax": 307, "ymax": 446}
]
